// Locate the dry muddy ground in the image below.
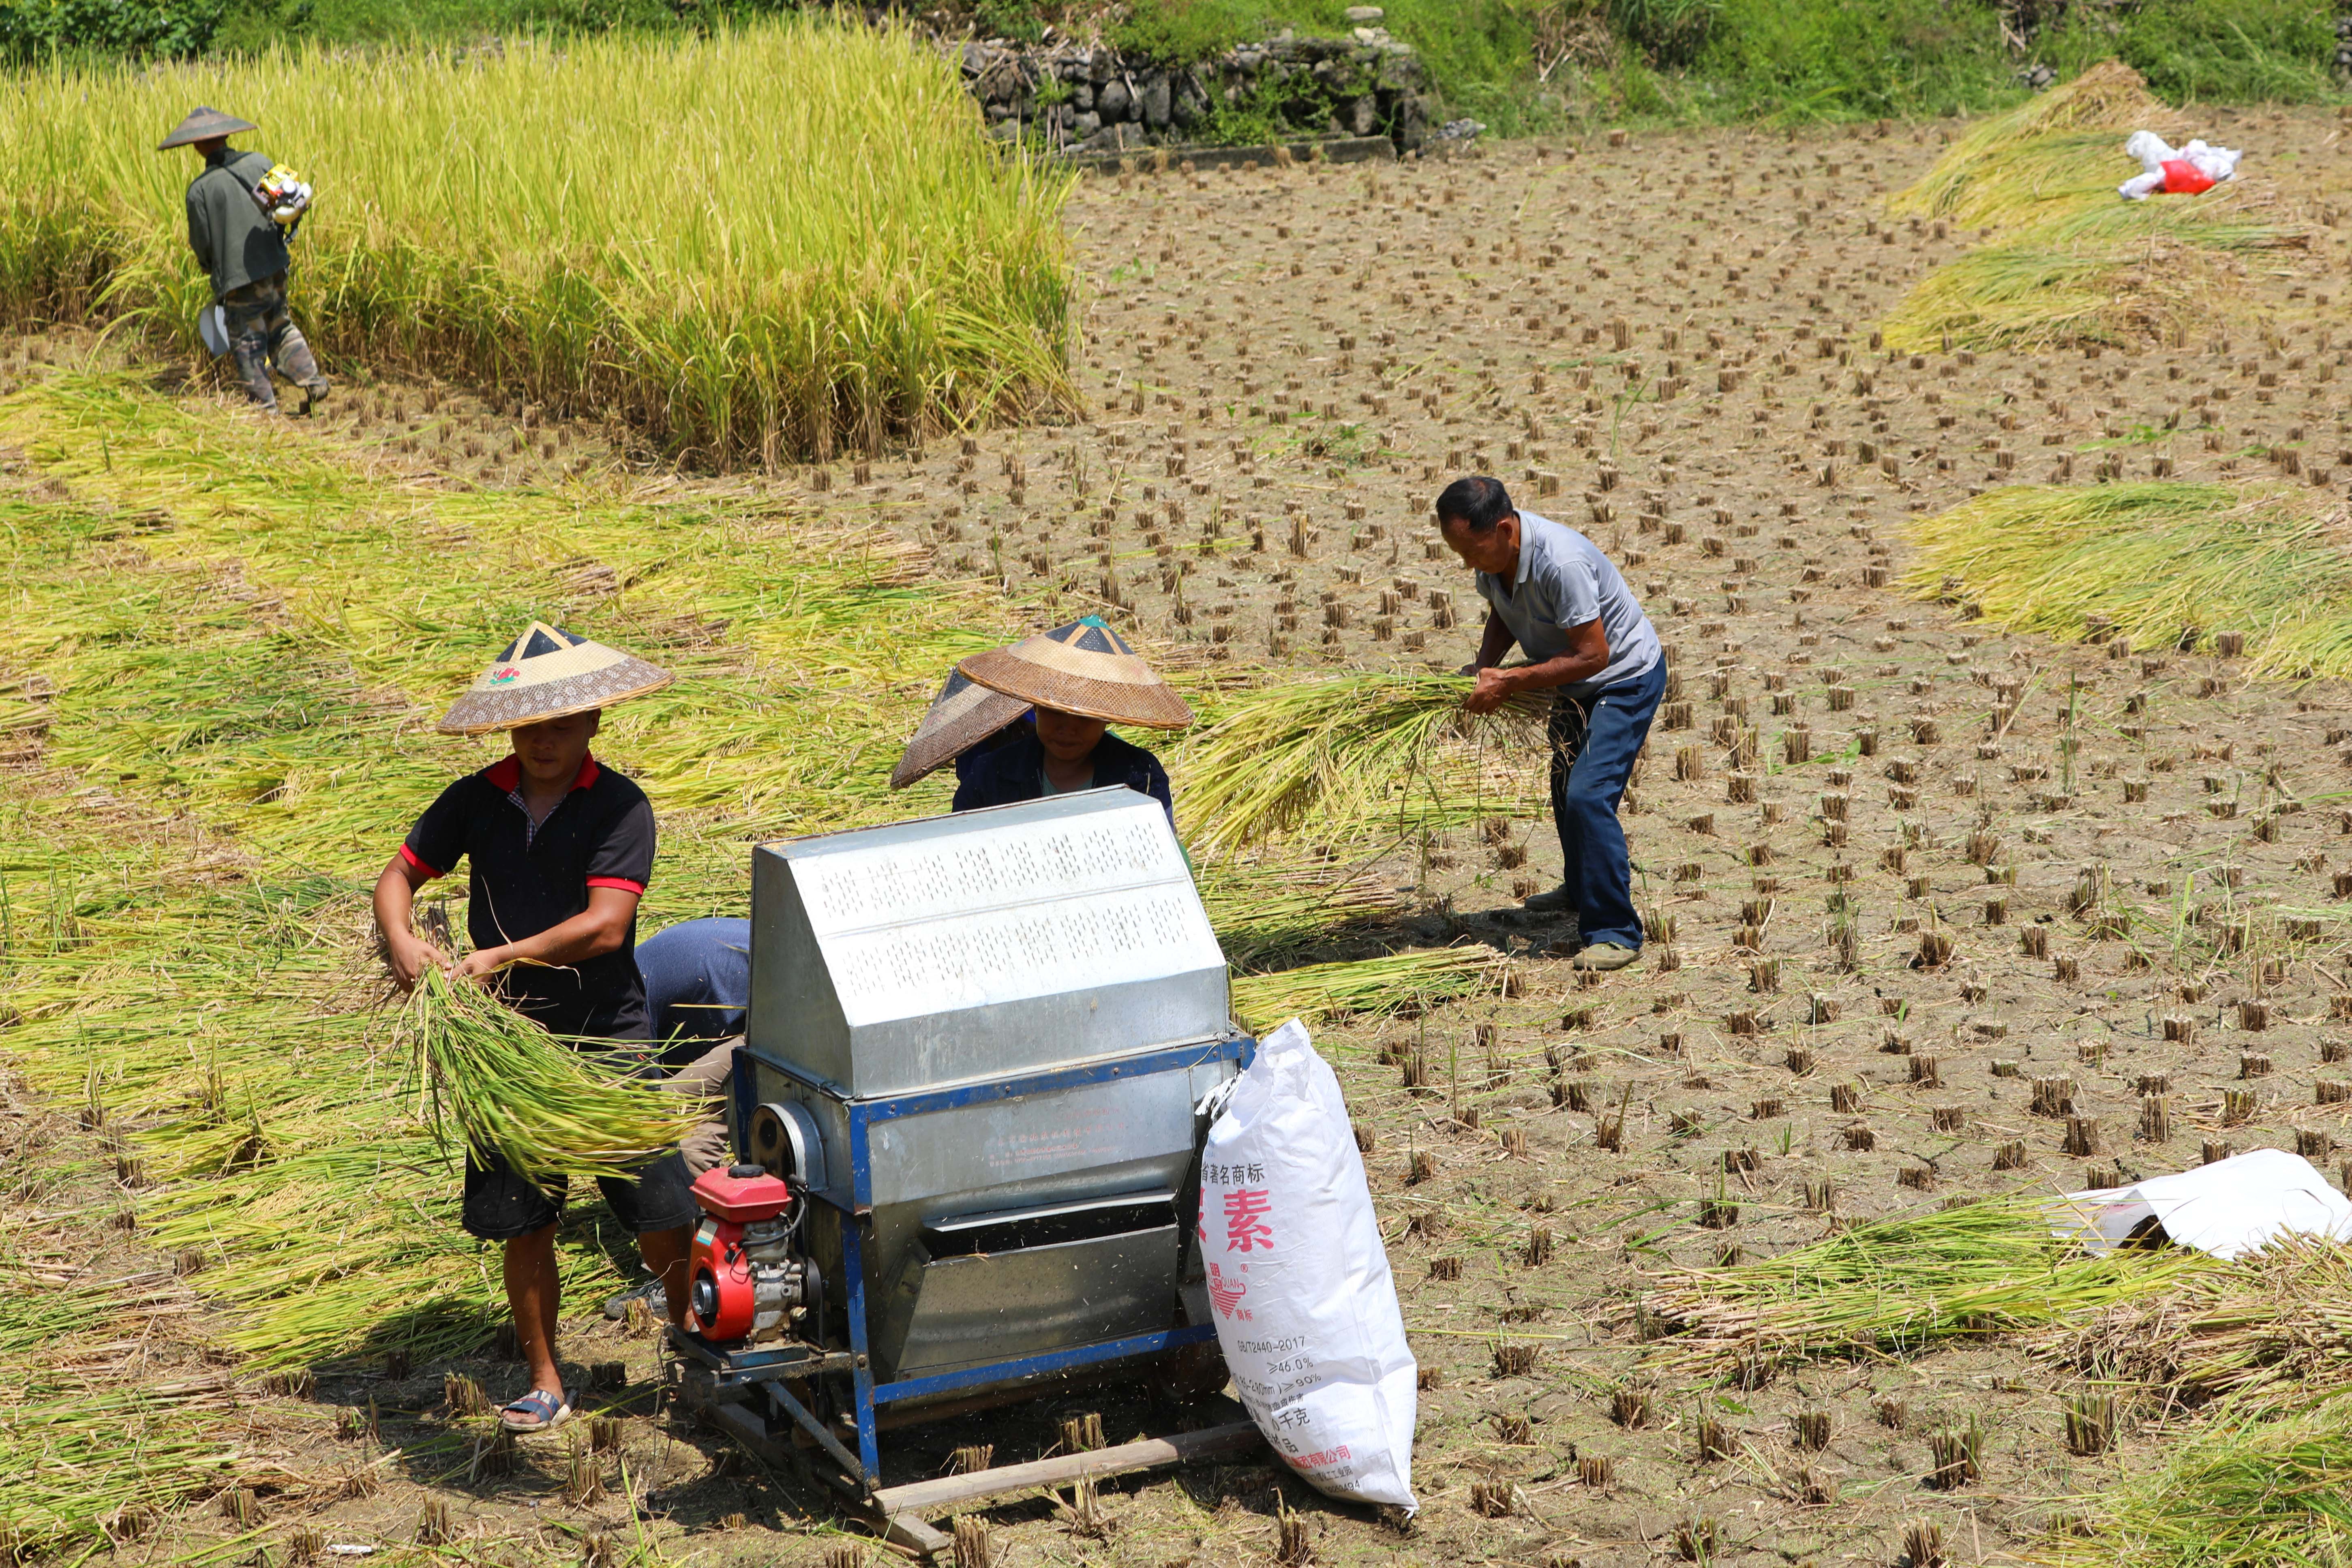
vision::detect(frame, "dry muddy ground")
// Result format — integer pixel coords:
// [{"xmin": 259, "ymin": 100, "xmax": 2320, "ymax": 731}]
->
[{"xmin": 19, "ymin": 104, "xmax": 2352, "ymax": 1568}]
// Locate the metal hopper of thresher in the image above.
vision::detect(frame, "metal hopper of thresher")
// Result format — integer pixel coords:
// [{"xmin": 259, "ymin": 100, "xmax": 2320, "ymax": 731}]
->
[{"xmin": 741, "ymin": 787, "xmax": 1242, "ymax": 1390}]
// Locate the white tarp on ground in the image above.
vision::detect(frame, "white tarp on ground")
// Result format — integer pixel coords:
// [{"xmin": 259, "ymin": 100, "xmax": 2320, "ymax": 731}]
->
[{"xmin": 2056, "ymin": 1148, "xmax": 2352, "ymax": 1258}]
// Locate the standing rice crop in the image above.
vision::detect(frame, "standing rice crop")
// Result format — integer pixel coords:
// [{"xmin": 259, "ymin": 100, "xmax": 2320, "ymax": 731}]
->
[
  {"xmin": 399, "ymin": 968, "xmax": 707, "ymax": 1190},
  {"xmin": 1174, "ymin": 673, "xmax": 1547, "ymax": 856},
  {"xmin": 1903, "ymin": 482, "xmax": 2352, "ymax": 679},
  {"xmin": 0, "ymin": 21, "xmax": 1075, "ymax": 464}
]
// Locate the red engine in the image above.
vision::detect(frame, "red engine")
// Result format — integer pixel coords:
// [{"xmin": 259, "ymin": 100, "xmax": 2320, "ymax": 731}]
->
[{"xmin": 686, "ymin": 1164, "xmax": 810, "ymax": 1343}]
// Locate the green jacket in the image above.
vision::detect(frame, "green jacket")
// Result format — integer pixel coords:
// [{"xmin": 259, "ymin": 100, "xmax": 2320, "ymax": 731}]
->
[{"xmin": 185, "ymin": 147, "xmax": 290, "ymax": 301}]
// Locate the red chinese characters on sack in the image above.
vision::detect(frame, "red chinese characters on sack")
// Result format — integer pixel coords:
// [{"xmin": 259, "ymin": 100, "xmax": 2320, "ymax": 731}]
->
[{"xmin": 1223, "ymin": 1187, "xmax": 1275, "ymax": 1252}]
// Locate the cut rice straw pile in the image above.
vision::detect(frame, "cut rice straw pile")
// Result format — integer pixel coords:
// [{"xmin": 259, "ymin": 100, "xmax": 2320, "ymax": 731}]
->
[
  {"xmin": 2041, "ymin": 1391, "xmax": 2352, "ymax": 1568},
  {"xmin": 1176, "ymin": 673, "xmax": 1547, "ymax": 857},
  {"xmin": 1228, "ymin": 947, "xmax": 1507, "ymax": 1035},
  {"xmin": 1889, "ymin": 60, "xmax": 2181, "ymax": 232},
  {"xmin": 1903, "ymin": 481, "xmax": 2352, "ymax": 679},
  {"xmin": 1641, "ymin": 1194, "xmax": 2216, "ymax": 1371},
  {"xmin": 400, "ymin": 967, "xmax": 708, "ymax": 1190},
  {"xmin": 2030, "ymin": 1238, "xmax": 2352, "ymax": 1404},
  {"xmin": 1880, "ymin": 59, "xmax": 2294, "ymax": 351}
]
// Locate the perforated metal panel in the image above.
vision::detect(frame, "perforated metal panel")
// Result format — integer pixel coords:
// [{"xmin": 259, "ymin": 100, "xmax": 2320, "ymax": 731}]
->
[{"xmin": 749, "ymin": 789, "xmax": 1230, "ymax": 1097}]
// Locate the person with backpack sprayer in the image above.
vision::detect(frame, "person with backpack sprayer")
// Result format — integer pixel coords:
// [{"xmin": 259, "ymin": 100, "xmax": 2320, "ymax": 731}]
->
[{"xmin": 159, "ymin": 106, "xmax": 330, "ymax": 415}]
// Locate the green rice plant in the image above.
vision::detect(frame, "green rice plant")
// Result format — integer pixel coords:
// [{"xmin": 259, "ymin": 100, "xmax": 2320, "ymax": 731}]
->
[
  {"xmin": 2044, "ymin": 1391, "xmax": 2352, "ymax": 1568},
  {"xmin": 0, "ymin": 21, "xmax": 1075, "ymax": 464},
  {"xmin": 401, "ymin": 967, "xmax": 707, "ymax": 1190},
  {"xmin": 1903, "ymin": 482, "xmax": 2352, "ymax": 680},
  {"xmin": 1227, "ymin": 946, "xmax": 1505, "ymax": 1034},
  {"xmin": 1174, "ymin": 673, "xmax": 1547, "ymax": 857},
  {"xmin": 1642, "ymin": 1195, "xmax": 2217, "ymax": 1369}
]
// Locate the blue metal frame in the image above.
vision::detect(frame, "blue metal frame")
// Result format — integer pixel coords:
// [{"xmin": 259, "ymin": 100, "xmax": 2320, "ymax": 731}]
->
[{"xmin": 718, "ymin": 1034, "xmax": 1254, "ymax": 1492}]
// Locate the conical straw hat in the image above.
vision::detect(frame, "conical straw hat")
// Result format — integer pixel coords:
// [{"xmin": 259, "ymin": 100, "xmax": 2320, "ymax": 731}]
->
[
  {"xmin": 956, "ymin": 617, "xmax": 1193, "ymax": 730},
  {"xmin": 158, "ymin": 106, "xmax": 258, "ymax": 151},
  {"xmin": 890, "ymin": 668, "xmax": 1030, "ymax": 790},
  {"xmin": 437, "ymin": 623, "xmax": 673, "ymax": 736}
]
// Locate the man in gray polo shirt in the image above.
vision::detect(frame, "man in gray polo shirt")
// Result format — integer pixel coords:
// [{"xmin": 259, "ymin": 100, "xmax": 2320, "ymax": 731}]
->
[{"xmin": 1436, "ymin": 475, "xmax": 1665, "ymax": 971}]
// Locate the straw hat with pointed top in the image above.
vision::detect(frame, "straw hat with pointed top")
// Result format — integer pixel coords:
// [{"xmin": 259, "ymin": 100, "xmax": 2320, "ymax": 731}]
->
[
  {"xmin": 158, "ymin": 106, "xmax": 258, "ymax": 152},
  {"xmin": 438, "ymin": 623, "xmax": 674, "ymax": 736},
  {"xmin": 955, "ymin": 617, "xmax": 1193, "ymax": 730},
  {"xmin": 889, "ymin": 666, "xmax": 1029, "ymax": 790}
]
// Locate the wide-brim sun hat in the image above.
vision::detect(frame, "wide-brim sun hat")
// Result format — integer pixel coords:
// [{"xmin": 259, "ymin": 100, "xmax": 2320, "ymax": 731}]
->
[
  {"xmin": 159, "ymin": 106, "xmax": 258, "ymax": 151},
  {"xmin": 438, "ymin": 622, "xmax": 673, "ymax": 736},
  {"xmin": 955, "ymin": 617, "xmax": 1193, "ymax": 730},
  {"xmin": 889, "ymin": 667, "xmax": 1030, "ymax": 790}
]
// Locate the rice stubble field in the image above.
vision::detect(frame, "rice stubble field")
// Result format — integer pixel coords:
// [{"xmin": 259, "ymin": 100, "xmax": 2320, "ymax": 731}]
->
[{"xmin": 6, "ymin": 78, "xmax": 2352, "ymax": 1568}]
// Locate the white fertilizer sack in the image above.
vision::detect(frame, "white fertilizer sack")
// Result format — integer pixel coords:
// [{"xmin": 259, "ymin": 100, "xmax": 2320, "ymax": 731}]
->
[{"xmin": 1199, "ymin": 1017, "xmax": 1418, "ymax": 1510}]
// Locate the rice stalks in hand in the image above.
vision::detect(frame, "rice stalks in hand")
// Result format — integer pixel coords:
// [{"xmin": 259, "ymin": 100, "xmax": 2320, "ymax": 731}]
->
[
  {"xmin": 400, "ymin": 967, "xmax": 704, "ymax": 1191},
  {"xmin": 1175, "ymin": 673, "xmax": 1546, "ymax": 855}
]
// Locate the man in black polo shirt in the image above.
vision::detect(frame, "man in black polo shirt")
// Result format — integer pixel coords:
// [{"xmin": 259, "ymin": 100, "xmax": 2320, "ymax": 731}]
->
[{"xmin": 373, "ymin": 622, "xmax": 683, "ymax": 1433}]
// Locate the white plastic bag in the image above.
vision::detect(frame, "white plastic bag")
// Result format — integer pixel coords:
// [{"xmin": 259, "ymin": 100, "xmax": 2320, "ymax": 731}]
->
[
  {"xmin": 2119, "ymin": 129, "xmax": 2243, "ymax": 200},
  {"xmin": 1198, "ymin": 1017, "xmax": 1418, "ymax": 1510}
]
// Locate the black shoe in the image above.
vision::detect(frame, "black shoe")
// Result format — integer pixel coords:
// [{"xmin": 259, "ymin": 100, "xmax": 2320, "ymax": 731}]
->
[
  {"xmin": 602, "ymin": 1275, "xmax": 665, "ymax": 1321},
  {"xmin": 1519, "ymin": 883, "xmax": 1574, "ymax": 914}
]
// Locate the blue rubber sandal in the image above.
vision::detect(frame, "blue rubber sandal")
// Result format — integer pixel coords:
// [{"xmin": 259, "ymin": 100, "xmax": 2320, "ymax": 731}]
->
[{"xmin": 499, "ymin": 1388, "xmax": 572, "ymax": 1433}]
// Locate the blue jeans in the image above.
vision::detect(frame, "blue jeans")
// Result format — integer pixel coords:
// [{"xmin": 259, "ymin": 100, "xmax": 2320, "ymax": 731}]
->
[
  {"xmin": 1547, "ymin": 657, "xmax": 1667, "ymax": 950},
  {"xmin": 636, "ymin": 917, "xmax": 751, "ymax": 1067}
]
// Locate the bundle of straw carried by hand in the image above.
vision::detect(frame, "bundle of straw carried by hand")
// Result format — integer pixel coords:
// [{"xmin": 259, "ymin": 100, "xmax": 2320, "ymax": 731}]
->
[
  {"xmin": 1176, "ymin": 673, "xmax": 1547, "ymax": 856},
  {"xmin": 400, "ymin": 967, "xmax": 707, "ymax": 1190}
]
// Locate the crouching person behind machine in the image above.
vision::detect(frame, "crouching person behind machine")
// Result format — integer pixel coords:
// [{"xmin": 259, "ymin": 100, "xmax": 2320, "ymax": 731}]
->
[
  {"xmin": 373, "ymin": 622, "xmax": 688, "ymax": 1433},
  {"xmin": 949, "ymin": 617, "xmax": 1191, "ymax": 821}
]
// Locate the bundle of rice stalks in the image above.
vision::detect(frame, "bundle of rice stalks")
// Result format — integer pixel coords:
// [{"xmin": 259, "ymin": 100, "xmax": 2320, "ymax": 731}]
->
[
  {"xmin": 400, "ymin": 968, "xmax": 706, "ymax": 1190},
  {"xmin": 1890, "ymin": 60, "xmax": 2181, "ymax": 231},
  {"xmin": 1881, "ymin": 195, "xmax": 2292, "ymax": 351},
  {"xmin": 1176, "ymin": 674, "xmax": 1547, "ymax": 856},
  {"xmin": 2029, "ymin": 1239, "xmax": 2352, "ymax": 1403},
  {"xmin": 2044, "ymin": 1391, "xmax": 2352, "ymax": 1568},
  {"xmin": 1642, "ymin": 1196, "xmax": 2215, "ymax": 1370},
  {"xmin": 1228, "ymin": 947, "xmax": 1505, "ymax": 1035},
  {"xmin": 1881, "ymin": 59, "xmax": 2292, "ymax": 351},
  {"xmin": 1198, "ymin": 859, "xmax": 1407, "ymax": 967},
  {"xmin": 1904, "ymin": 482, "xmax": 2352, "ymax": 679}
]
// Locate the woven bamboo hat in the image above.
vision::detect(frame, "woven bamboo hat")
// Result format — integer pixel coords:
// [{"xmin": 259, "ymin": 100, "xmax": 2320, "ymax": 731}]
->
[
  {"xmin": 890, "ymin": 666, "xmax": 1028, "ymax": 790},
  {"xmin": 956, "ymin": 617, "xmax": 1193, "ymax": 730},
  {"xmin": 438, "ymin": 622, "xmax": 673, "ymax": 736},
  {"xmin": 158, "ymin": 106, "xmax": 258, "ymax": 151}
]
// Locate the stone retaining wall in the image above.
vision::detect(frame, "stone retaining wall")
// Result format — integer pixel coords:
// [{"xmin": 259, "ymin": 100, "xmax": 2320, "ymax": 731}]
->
[{"xmin": 958, "ymin": 25, "xmax": 1432, "ymax": 156}]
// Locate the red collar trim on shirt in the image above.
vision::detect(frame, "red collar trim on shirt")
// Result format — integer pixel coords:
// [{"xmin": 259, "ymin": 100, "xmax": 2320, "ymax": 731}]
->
[{"xmin": 484, "ymin": 753, "xmax": 600, "ymax": 794}]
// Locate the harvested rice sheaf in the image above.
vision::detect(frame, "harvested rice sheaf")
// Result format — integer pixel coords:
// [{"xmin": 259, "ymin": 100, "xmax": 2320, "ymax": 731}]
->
[
  {"xmin": 2045, "ymin": 1390, "xmax": 2352, "ymax": 1568},
  {"xmin": 1641, "ymin": 1196, "xmax": 2215, "ymax": 1369},
  {"xmin": 1175, "ymin": 673, "xmax": 1547, "ymax": 855},
  {"xmin": 1228, "ymin": 947, "xmax": 1506, "ymax": 1035},
  {"xmin": 401, "ymin": 957, "xmax": 715, "ymax": 1189},
  {"xmin": 1904, "ymin": 482, "xmax": 2352, "ymax": 679},
  {"xmin": 1881, "ymin": 58, "xmax": 2294, "ymax": 351}
]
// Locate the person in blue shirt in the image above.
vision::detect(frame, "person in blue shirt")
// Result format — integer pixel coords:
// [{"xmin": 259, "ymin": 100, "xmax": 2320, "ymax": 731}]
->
[{"xmin": 1437, "ymin": 475, "xmax": 1666, "ymax": 973}]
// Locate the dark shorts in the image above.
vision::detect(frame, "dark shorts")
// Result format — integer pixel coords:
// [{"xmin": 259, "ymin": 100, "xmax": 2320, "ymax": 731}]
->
[{"xmin": 462, "ymin": 1146, "xmax": 699, "ymax": 1241}]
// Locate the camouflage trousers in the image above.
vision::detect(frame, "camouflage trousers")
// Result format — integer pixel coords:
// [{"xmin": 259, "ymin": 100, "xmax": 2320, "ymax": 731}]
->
[{"xmin": 220, "ymin": 271, "xmax": 326, "ymax": 413}]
